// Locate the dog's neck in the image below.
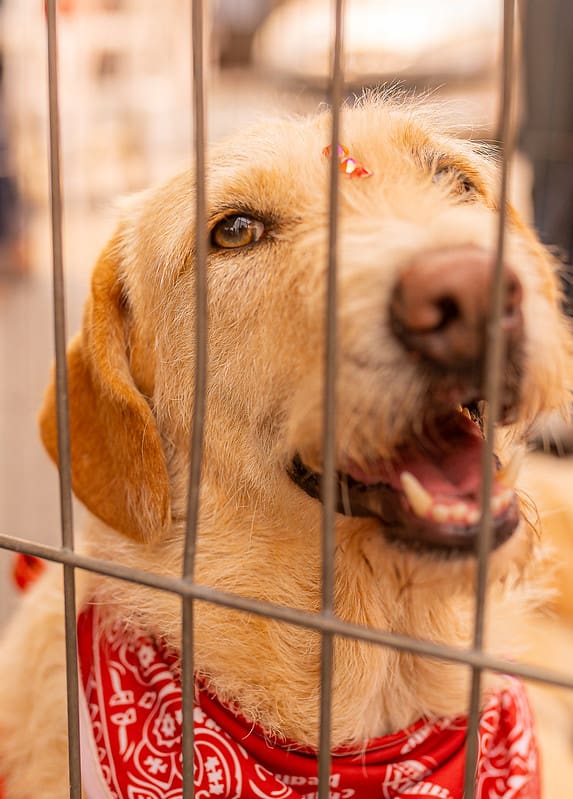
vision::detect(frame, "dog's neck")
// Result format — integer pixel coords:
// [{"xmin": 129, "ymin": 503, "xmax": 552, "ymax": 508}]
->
[
  {"xmin": 78, "ymin": 601, "xmax": 540, "ymax": 799},
  {"xmin": 84, "ymin": 506, "xmax": 539, "ymax": 749}
]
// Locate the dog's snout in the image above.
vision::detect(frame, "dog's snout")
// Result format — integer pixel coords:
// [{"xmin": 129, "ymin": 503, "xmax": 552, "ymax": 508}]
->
[{"xmin": 389, "ymin": 246, "xmax": 523, "ymax": 369}]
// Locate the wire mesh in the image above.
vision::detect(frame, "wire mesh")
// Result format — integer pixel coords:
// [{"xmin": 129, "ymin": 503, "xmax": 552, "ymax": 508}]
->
[{"xmin": 1, "ymin": 0, "xmax": 572, "ymax": 797}]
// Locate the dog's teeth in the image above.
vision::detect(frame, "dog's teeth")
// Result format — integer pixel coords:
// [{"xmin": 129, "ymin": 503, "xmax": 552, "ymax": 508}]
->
[
  {"xmin": 451, "ymin": 503, "xmax": 468, "ymax": 522},
  {"xmin": 491, "ymin": 495, "xmax": 504, "ymax": 514},
  {"xmin": 400, "ymin": 471, "xmax": 515, "ymax": 527},
  {"xmin": 461, "ymin": 406, "xmax": 472, "ymax": 421},
  {"xmin": 491, "ymin": 487, "xmax": 515, "ymax": 515},
  {"xmin": 431, "ymin": 504, "xmax": 449, "ymax": 523},
  {"xmin": 496, "ymin": 449, "xmax": 523, "ymax": 488},
  {"xmin": 400, "ymin": 471, "xmax": 432, "ymax": 517},
  {"xmin": 467, "ymin": 508, "xmax": 480, "ymax": 525}
]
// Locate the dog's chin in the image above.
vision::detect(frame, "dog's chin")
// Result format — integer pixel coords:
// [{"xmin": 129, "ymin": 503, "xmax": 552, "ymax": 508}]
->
[{"xmin": 287, "ymin": 406, "xmax": 521, "ymax": 558}]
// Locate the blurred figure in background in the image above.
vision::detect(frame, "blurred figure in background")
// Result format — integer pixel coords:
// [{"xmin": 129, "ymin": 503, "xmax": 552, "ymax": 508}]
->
[
  {"xmin": 521, "ymin": 0, "xmax": 573, "ymax": 450},
  {"xmin": 214, "ymin": 0, "xmax": 274, "ymax": 65},
  {"xmin": 0, "ymin": 6, "xmax": 27, "ymax": 280},
  {"xmin": 521, "ymin": 0, "xmax": 573, "ymax": 298}
]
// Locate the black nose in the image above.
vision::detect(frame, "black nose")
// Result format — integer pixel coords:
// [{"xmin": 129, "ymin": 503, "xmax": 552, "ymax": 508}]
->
[{"xmin": 389, "ymin": 246, "xmax": 523, "ymax": 370}]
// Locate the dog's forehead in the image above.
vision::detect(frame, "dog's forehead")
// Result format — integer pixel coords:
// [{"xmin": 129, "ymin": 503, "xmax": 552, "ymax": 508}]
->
[
  {"xmin": 206, "ymin": 103, "xmax": 483, "ymax": 211},
  {"xmin": 120, "ymin": 101, "xmax": 498, "ymax": 297},
  {"xmin": 213, "ymin": 103, "xmax": 447, "ymax": 163}
]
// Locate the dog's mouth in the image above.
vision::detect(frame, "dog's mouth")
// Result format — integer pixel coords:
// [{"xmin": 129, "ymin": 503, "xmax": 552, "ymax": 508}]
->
[{"xmin": 288, "ymin": 404, "xmax": 520, "ymax": 555}]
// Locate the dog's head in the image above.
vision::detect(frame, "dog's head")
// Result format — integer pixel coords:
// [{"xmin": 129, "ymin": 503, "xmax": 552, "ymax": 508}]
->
[
  {"xmin": 39, "ymin": 98, "xmax": 573, "ymax": 740},
  {"xmin": 40, "ymin": 97, "xmax": 572, "ymax": 554}
]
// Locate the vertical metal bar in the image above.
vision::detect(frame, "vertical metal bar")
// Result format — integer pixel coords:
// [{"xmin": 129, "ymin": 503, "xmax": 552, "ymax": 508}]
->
[
  {"xmin": 462, "ymin": 1, "xmax": 517, "ymax": 796},
  {"xmin": 318, "ymin": 1, "xmax": 345, "ymax": 796},
  {"xmin": 182, "ymin": 0, "xmax": 208, "ymax": 796},
  {"xmin": 45, "ymin": 2, "xmax": 82, "ymax": 797}
]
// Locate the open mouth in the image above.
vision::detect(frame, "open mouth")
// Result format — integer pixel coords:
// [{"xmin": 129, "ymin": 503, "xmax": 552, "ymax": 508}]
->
[{"xmin": 288, "ymin": 405, "xmax": 520, "ymax": 554}]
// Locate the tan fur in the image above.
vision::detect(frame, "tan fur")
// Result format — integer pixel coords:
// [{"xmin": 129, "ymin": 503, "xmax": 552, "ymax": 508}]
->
[
  {"xmin": 40, "ymin": 239, "xmax": 171, "ymax": 543},
  {"xmin": 1, "ymin": 97, "xmax": 573, "ymax": 797}
]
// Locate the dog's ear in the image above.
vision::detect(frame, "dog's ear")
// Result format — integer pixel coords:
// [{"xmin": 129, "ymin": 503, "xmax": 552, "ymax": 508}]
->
[{"xmin": 39, "ymin": 236, "xmax": 171, "ymax": 543}]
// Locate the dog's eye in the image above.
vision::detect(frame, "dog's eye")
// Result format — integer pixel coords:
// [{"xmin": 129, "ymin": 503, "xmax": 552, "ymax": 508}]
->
[
  {"xmin": 211, "ymin": 215, "xmax": 265, "ymax": 249},
  {"xmin": 432, "ymin": 166, "xmax": 477, "ymax": 199}
]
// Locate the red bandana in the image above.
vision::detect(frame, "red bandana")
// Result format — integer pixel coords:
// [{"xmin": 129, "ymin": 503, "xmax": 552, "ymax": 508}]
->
[{"xmin": 77, "ymin": 605, "xmax": 540, "ymax": 799}]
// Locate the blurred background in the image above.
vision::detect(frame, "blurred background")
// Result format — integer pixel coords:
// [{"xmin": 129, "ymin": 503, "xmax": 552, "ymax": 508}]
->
[{"xmin": 0, "ymin": 0, "xmax": 571, "ymax": 628}]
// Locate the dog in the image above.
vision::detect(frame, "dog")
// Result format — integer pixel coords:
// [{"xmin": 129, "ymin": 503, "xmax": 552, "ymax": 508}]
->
[{"xmin": 0, "ymin": 96, "xmax": 572, "ymax": 798}]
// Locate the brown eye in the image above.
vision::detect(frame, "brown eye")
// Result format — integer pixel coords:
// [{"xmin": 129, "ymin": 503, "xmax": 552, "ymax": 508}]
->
[
  {"xmin": 432, "ymin": 166, "xmax": 477, "ymax": 199},
  {"xmin": 211, "ymin": 215, "xmax": 265, "ymax": 249}
]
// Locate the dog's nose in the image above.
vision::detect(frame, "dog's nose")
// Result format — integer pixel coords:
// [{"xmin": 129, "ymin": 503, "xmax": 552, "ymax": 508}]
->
[{"xmin": 389, "ymin": 246, "xmax": 523, "ymax": 369}]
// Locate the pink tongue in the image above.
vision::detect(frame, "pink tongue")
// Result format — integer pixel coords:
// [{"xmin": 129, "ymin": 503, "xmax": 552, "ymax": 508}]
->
[{"xmin": 348, "ymin": 413, "xmax": 485, "ymax": 499}]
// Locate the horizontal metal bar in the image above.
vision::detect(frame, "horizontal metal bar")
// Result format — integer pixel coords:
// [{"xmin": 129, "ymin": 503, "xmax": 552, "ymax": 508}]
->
[{"xmin": 2, "ymin": 531, "xmax": 573, "ymax": 691}]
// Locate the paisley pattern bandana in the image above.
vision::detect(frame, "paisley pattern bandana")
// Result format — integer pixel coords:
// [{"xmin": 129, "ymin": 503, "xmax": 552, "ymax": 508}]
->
[{"xmin": 77, "ymin": 605, "xmax": 540, "ymax": 799}]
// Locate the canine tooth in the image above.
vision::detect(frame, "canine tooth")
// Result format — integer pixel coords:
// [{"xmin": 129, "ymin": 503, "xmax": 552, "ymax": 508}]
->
[
  {"xmin": 467, "ymin": 509, "xmax": 480, "ymax": 525},
  {"xmin": 492, "ymin": 489, "xmax": 515, "ymax": 513},
  {"xmin": 491, "ymin": 495, "xmax": 504, "ymax": 514},
  {"xmin": 400, "ymin": 472, "xmax": 432, "ymax": 517},
  {"xmin": 451, "ymin": 503, "xmax": 468, "ymax": 522},
  {"xmin": 497, "ymin": 449, "xmax": 523, "ymax": 488},
  {"xmin": 461, "ymin": 406, "xmax": 472, "ymax": 421},
  {"xmin": 431, "ymin": 504, "xmax": 449, "ymax": 523}
]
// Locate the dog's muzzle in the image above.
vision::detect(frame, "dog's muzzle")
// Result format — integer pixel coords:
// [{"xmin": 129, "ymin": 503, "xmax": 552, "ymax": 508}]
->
[
  {"xmin": 288, "ymin": 246, "xmax": 524, "ymax": 555},
  {"xmin": 288, "ymin": 409, "xmax": 520, "ymax": 554}
]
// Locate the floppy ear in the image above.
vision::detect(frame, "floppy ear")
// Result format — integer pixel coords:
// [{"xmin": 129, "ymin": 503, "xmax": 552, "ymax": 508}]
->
[{"xmin": 39, "ymin": 237, "xmax": 171, "ymax": 542}]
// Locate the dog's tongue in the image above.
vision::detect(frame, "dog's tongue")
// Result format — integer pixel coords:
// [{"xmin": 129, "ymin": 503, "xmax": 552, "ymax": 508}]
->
[
  {"xmin": 343, "ymin": 410, "xmax": 518, "ymax": 548},
  {"xmin": 341, "ymin": 412, "xmax": 519, "ymax": 551},
  {"xmin": 347, "ymin": 412, "xmax": 485, "ymax": 500},
  {"xmin": 289, "ymin": 409, "xmax": 518, "ymax": 551}
]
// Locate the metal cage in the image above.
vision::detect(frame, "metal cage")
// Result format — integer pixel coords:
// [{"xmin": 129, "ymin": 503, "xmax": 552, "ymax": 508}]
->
[{"xmin": 1, "ymin": 1, "xmax": 573, "ymax": 798}]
